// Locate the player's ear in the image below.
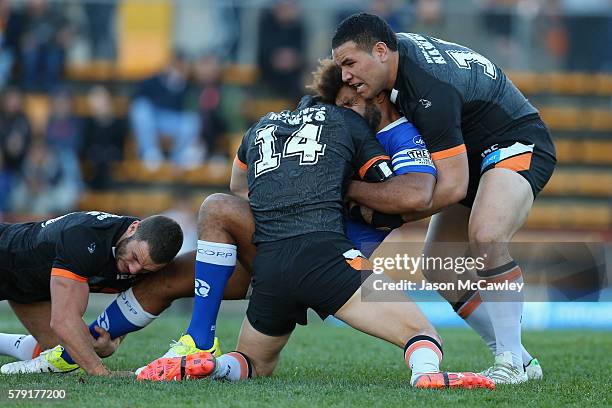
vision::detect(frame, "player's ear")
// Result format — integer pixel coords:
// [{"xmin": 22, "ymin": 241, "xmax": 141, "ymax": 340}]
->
[
  {"xmin": 127, "ymin": 220, "xmax": 141, "ymax": 237},
  {"xmin": 373, "ymin": 42, "xmax": 389, "ymax": 62}
]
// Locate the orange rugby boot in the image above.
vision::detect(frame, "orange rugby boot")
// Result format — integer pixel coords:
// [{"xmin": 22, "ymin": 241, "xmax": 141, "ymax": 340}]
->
[
  {"xmin": 137, "ymin": 352, "xmax": 216, "ymax": 382},
  {"xmin": 413, "ymin": 372, "xmax": 495, "ymax": 390}
]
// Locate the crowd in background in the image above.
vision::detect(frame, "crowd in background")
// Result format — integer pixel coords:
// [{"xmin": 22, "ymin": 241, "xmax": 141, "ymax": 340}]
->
[{"xmin": 0, "ymin": 0, "xmax": 611, "ymax": 216}]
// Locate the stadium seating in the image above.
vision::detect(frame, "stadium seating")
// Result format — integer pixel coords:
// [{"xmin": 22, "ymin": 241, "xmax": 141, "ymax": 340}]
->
[{"xmin": 25, "ymin": 65, "xmax": 603, "ymax": 230}]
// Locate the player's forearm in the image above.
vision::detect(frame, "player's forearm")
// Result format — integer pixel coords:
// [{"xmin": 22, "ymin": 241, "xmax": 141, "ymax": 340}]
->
[
  {"xmin": 401, "ymin": 180, "xmax": 467, "ymax": 222},
  {"xmin": 51, "ymin": 316, "xmax": 108, "ymax": 375},
  {"xmin": 346, "ymin": 178, "xmax": 433, "ymax": 214}
]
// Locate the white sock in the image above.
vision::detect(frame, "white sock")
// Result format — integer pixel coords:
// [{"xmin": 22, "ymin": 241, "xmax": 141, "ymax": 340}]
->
[
  {"xmin": 0, "ymin": 334, "xmax": 38, "ymax": 360},
  {"xmin": 211, "ymin": 352, "xmax": 251, "ymax": 381},
  {"xmin": 404, "ymin": 336, "xmax": 443, "ymax": 385},
  {"xmin": 458, "ymin": 292, "xmax": 496, "ymax": 352},
  {"xmin": 478, "ymin": 263, "xmax": 524, "ymax": 369},
  {"xmin": 459, "ymin": 291, "xmax": 534, "ymax": 366},
  {"xmin": 457, "ymin": 290, "xmax": 533, "ymax": 364}
]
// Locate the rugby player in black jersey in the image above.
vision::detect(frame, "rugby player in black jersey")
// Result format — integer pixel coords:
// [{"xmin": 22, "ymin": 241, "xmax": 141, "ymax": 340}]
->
[
  {"xmin": 137, "ymin": 93, "xmax": 494, "ymax": 389},
  {"xmin": 331, "ymin": 13, "xmax": 555, "ymax": 383},
  {"xmin": 0, "ymin": 212, "xmax": 182, "ymax": 375}
]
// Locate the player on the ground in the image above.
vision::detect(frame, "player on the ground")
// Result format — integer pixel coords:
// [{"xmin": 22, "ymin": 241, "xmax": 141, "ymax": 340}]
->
[
  {"xmin": 0, "ymin": 211, "xmax": 183, "ymax": 375},
  {"xmin": 137, "ymin": 93, "xmax": 494, "ymax": 390},
  {"xmin": 331, "ymin": 13, "xmax": 555, "ymax": 383}
]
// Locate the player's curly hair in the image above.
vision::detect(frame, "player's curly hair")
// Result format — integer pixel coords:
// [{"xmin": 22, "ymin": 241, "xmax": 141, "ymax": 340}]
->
[
  {"xmin": 306, "ymin": 58, "xmax": 344, "ymax": 104},
  {"xmin": 332, "ymin": 13, "xmax": 398, "ymax": 52},
  {"xmin": 135, "ymin": 215, "xmax": 183, "ymax": 264}
]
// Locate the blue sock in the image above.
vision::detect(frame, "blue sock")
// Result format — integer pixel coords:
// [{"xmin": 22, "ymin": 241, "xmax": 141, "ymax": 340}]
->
[
  {"xmin": 60, "ymin": 288, "xmax": 157, "ymax": 364},
  {"xmin": 186, "ymin": 240, "xmax": 237, "ymax": 349}
]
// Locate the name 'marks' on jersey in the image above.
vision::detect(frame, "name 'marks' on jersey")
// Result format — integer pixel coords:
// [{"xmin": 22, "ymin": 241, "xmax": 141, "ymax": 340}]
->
[{"xmin": 236, "ymin": 96, "xmax": 393, "ymax": 244}]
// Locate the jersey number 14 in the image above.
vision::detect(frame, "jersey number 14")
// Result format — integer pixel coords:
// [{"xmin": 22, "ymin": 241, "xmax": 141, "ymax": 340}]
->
[{"xmin": 254, "ymin": 123, "xmax": 326, "ymax": 177}]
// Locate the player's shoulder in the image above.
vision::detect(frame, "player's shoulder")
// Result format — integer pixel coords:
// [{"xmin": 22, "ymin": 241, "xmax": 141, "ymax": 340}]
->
[{"xmin": 378, "ymin": 117, "xmax": 421, "ymax": 140}]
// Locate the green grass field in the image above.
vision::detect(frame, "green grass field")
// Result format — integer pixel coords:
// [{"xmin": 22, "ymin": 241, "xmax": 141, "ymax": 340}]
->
[{"xmin": 0, "ymin": 306, "xmax": 610, "ymax": 407}]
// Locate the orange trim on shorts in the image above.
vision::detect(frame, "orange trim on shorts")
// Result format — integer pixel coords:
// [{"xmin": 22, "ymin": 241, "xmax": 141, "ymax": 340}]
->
[
  {"xmin": 345, "ymin": 256, "xmax": 372, "ymax": 271},
  {"xmin": 234, "ymin": 156, "xmax": 247, "ymax": 170},
  {"xmin": 227, "ymin": 352, "xmax": 249, "ymax": 380},
  {"xmin": 51, "ymin": 268, "xmax": 88, "ymax": 283},
  {"xmin": 485, "ymin": 266, "xmax": 522, "ymax": 284},
  {"xmin": 431, "ymin": 144, "xmax": 466, "ymax": 161},
  {"xmin": 405, "ymin": 340, "xmax": 443, "ymax": 363},
  {"xmin": 358, "ymin": 155, "xmax": 390, "ymax": 179},
  {"xmin": 457, "ymin": 292, "xmax": 482, "ymax": 319},
  {"xmin": 495, "ymin": 152, "xmax": 532, "ymax": 172},
  {"xmin": 32, "ymin": 343, "xmax": 42, "ymax": 358}
]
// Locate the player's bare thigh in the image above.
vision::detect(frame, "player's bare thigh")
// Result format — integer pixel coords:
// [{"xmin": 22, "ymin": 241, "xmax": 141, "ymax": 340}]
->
[
  {"xmin": 8, "ymin": 300, "xmax": 59, "ymax": 350},
  {"xmin": 235, "ymin": 317, "xmax": 291, "ymax": 377},
  {"xmin": 133, "ymin": 194, "xmax": 255, "ymax": 313},
  {"xmin": 334, "ymin": 274, "xmax": 440, "ymax": 348},
  {"xmin": 468, "ymin": 168, "xmax": 534, "ymax": 268}
]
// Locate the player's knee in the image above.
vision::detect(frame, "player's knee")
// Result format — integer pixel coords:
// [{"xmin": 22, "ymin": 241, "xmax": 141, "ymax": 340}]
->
[
  {"xmin": 468, "ymin": 223, "xmax": 507, "ymax": 246},
  {"xmin": 198, "ymin": 193, "xmax": 248, "ymax": 224},
  {"xmin": 198, "ymin": 193, "xmax": 233, "ymax": 221}
]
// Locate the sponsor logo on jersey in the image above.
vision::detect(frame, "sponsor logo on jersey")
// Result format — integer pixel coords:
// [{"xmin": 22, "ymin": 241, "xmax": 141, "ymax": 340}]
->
[
  {"xmin": 88, "ymin": 242, "xmax": 96, "ymax": 254},
  {"xmin": 195, "ymin": 279, "xmax": 210, "ymax": 298},
  {"xmin": 392, "ymin": 149, "xmax": 435, "ymax": 170},
  {"xmin": 408, "ymin": 150, "xmax": 430, "ymax": 160},
  {"xmin": 412, "ymin": 135, "xmax": 425, "ymax": 146},
  {"xmin": 419, "ymin": 99, "xmax": 432, "ymax": 109}
]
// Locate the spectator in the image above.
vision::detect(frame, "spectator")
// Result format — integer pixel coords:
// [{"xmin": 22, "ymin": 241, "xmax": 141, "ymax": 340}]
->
[
  {"xmin": 84, "ymin": 1, "xmax": 116, "ymax": 60},
  {"xmin": 0, "ymin": 0, "xmax": 22, "ymax": 89},
  {"xmin": 369, "ymin": 0, "xmax": 409, "ymax": 31},
  {"xmin": 9, "ymin": 140, "xmax": 80, "ymax": 215},
  {"xmin": 81, "ymin": 85, "xmax": 126, "ymax": 190},
  {"xmin": 19, "ymin": 0, "xmax": 72, "ymax": 91},
  {"xmin": 193, "ymin": 54, "xmax": 227, "ymax": 161},
  {"xmin": 45, "ymin": 87, "xmax": 82, "ymax": 181},
  {"xmin": 562, "ymin": 0, "xmax": 612, "ymax": 72},
  {"xmin": 478, "ymin": 0, "xmax": 519, "ymax": 61},
  {"xmin": 129, "ymin": 52, "xmax": 200, "ymax": 170},
  {"xmin": 0, "ymin": 87, "xmax": 32, "ymax": 178},
  {"xmin": 256, "ymin": 0, "xmax": 305, "ymax": 100}
]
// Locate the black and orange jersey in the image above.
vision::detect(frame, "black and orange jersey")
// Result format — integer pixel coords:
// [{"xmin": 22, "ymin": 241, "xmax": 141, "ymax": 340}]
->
[
  {"xmin": 236, "ymin": 96, "xmax": 393, "ymax": 244},
  {"xmin": 390, "ymin": 33, "xmax": 540, "ymax": 160},
  {"xmin": 0, "ymin": 212, "xmax": 138, "ymax": 302}
]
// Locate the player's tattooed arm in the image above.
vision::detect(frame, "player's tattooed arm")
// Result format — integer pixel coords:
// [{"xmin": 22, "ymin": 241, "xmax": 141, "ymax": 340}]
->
[{"xmin": 50, "ymin": 275, "xmax": 110, "ymax": 376}]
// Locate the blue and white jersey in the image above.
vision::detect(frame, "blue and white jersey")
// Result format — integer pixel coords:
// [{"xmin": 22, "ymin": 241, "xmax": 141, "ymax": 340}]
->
[
  {"xmin": 345, "ymin": 117, "xmax": 437, "ymax": 257},
  {"xmin": 376, "ymin": 117, "xmax": 437, "ymax": 177}
]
